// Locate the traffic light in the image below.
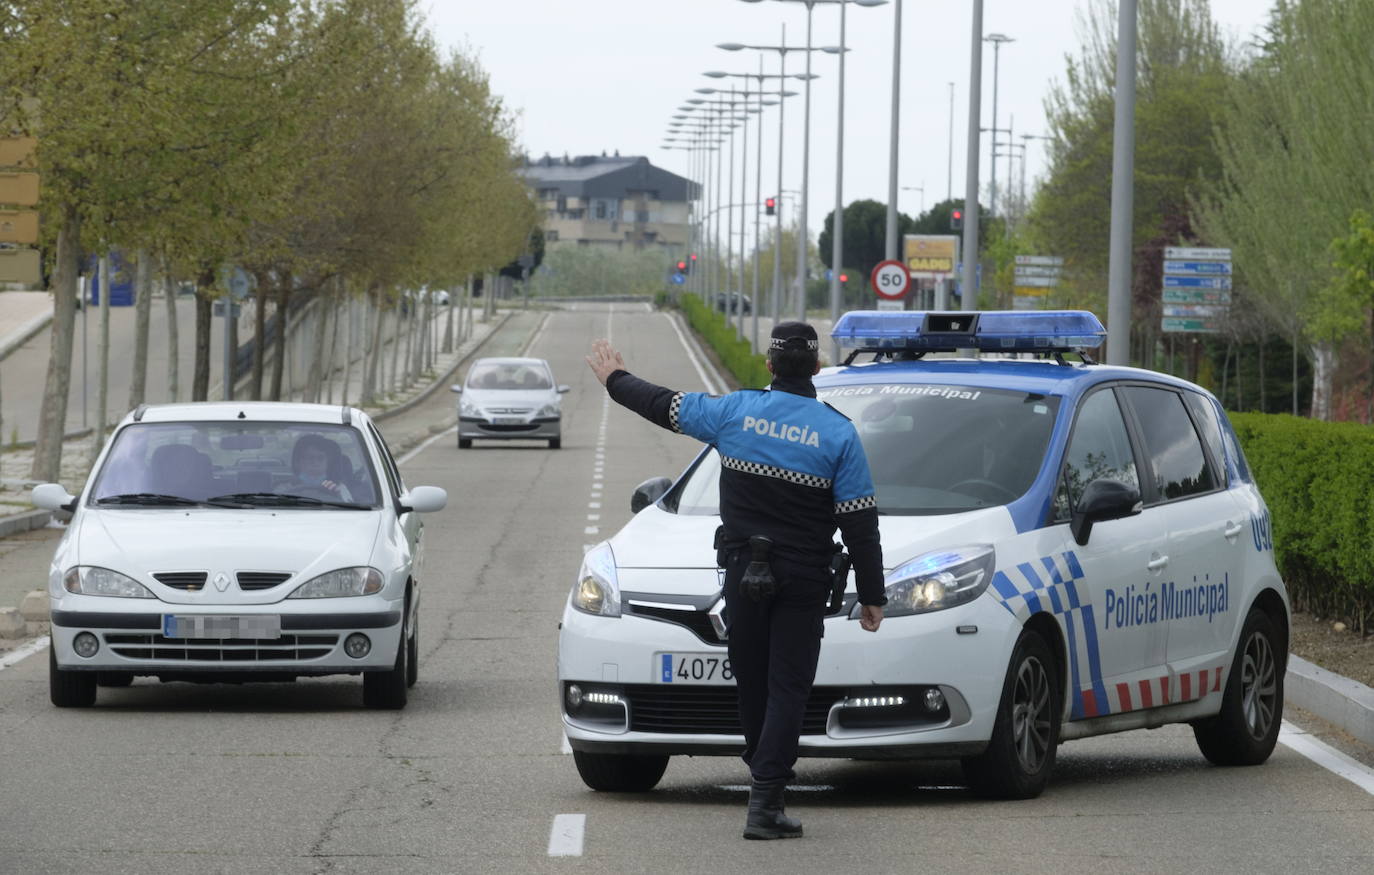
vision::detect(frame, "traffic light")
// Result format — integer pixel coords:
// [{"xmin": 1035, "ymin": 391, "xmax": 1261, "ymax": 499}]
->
[
  {"xmin": 765, "ymin": 197, "xmax": 776, "ymax": 216},
  {"xmin": 950, "ymin": 209, "xmax": 963, "ymax": 231},
  {"xmin": 838, "ymin": 273, "xmax": 848, "ymax": 283}
]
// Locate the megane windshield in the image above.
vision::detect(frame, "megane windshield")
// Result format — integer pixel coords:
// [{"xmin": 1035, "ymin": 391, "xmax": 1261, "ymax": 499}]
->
[
  {"xmin": 89, "ymin": 422, "xmax": 382, "ymax": 509},
  {"xmin": 672, "ymin": 383, "xmax": 1060, "ymax": 516}
]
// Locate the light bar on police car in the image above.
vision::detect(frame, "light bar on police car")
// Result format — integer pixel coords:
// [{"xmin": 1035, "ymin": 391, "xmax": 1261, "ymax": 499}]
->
[{"xmin": 831, "ymin": 310, "xmax": 1106, "ymax": 352}]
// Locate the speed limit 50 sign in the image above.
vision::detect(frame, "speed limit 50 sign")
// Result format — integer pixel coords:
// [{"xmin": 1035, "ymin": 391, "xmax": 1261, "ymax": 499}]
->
[{"xmin": 870, "ymin": 259, "xmax": 911, "ymax": 300}]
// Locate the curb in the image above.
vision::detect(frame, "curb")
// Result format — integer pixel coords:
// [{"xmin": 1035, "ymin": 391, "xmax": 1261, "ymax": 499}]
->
[
  {"xmin": 0, "ymin": 508, "xmax": 52, "ymax": 538},
  {"xmin": 0, "ymin": 308, "xmax": 53, "ymax": 362},
  {"xmin": 1286, "ymin": 654, "xmax": 1374, "ymax": 748},
  {"xmin": 371, "ymin": 312, "xmax": 512, "ymax": 424}
]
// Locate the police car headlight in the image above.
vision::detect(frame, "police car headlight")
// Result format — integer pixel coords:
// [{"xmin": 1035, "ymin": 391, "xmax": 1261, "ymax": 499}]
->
[
  {"xmin": 855, "ymin": 545, "xmax": 995, "ymax": 618},
  {"xmin": 63, "ymin": 566, "xmax": 155, "ymax": 598},
  {"xmin": 571, "ymin": 542, "xmax": 621, "ymax": 617},
  {"xmin": 460, "ymin": 398, "xmax": 481, "ymax": 417}
]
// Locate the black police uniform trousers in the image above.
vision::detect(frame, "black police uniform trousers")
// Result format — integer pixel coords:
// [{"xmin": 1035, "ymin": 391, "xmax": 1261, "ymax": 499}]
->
[{"xmin": 723, "ymin": 550, "xmax": 830, "ymax": 784}]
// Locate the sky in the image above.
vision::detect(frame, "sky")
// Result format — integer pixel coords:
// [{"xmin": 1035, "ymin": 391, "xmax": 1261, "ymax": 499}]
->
[{"xmin": 425, "ymin": 0, "xmax": 1274, "ymax": 247}]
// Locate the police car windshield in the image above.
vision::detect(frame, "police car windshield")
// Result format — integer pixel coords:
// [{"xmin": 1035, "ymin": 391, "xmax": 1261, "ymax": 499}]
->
[{"xmin": 672, "ymin": 384, "xmax": 1059, "ymax": 515}]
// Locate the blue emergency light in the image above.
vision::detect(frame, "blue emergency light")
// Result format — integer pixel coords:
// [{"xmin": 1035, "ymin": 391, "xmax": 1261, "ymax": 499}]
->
[{"xmin": 831, "ymin": 310, "xmax": 1106, "ymax": 353}]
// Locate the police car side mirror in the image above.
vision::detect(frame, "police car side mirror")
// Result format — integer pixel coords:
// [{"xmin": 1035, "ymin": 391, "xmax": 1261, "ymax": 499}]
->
[
  {"xmin": 631, "ymin": 476, "xmax": 673, "ymax": 514},
  {"xmin": 1070, "ymin": 479, "xmax": 1142, "ymax": 546}
]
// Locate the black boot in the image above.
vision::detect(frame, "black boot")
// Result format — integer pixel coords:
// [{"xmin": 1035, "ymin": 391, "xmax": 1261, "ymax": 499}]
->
[{"xmin": 743, "ymin": 778, "xmax": 803, "ymax": 840}]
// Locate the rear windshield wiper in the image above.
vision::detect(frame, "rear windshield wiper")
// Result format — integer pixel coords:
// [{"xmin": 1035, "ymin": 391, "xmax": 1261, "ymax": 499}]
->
[
  {"xmin": 95, "ymin": 493, "xmax": 202, "ymax": 507},
  {"xmin": 206, "ymin": 492, "xmax": 369, "ymax": 510}
]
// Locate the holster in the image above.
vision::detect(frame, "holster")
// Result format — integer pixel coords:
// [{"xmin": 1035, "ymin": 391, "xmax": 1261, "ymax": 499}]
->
[{"xmin": 827, "ymin": 543, "xmax": 851, "ymax": 615}]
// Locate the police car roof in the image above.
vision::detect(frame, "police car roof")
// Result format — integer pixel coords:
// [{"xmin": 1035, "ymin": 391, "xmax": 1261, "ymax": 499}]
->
[{"xmin": 817, "ymin": 357, "xmax": 1208, "ymax": 401}]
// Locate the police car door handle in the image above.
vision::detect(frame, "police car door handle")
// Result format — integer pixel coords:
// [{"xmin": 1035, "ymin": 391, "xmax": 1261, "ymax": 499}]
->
[
  {"xmin": 1146, "ymin": 555, "xmax": 1169, "ymax": 572},
  {"xmin": 1223, "ymin": 521, "xmax": 1244, "ymax": 540}
]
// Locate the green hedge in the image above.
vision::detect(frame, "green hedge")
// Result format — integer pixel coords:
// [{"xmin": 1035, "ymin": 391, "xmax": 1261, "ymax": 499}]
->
[
  {"xmin": 679, "ymin": 293, "xmax": 771, "ymax": 389},
  {"xmin": 1231, "ymin": 411, "xmax": 1374, "ymax": 631}
]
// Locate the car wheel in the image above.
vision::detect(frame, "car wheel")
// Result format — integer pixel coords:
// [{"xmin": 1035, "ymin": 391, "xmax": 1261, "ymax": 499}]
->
[
  {"xmin": 405, "ymin": 611, "xmax": 419, "ymax": 689},
  {"xmin": 572, "ymin": 749, "xmax": 669, "ymax": 792},
  {"xmin": 962, "ymin": 629, "xmax": 1061, "ymax": 799},
  {"xmin": 458, "ymin": 437, "xmax": 472, "ymax": 449},
  {"xmin": 97, "ymin": 672, "xmax": 134, "ymax": 687},
  {"xmin": 1192, "ymin": 607, "xmax": 1283, "ymax": 766},
  {"xmin": 363, "ymin": 607, "xmax": 409, "ymax": 710},
  {"xmin": 549, "ymin": 437, "xmax": 561, "ymax": 449},
  {"xmin": 50, "ymin": 646, "xmax": 97, "ymax": 708}
]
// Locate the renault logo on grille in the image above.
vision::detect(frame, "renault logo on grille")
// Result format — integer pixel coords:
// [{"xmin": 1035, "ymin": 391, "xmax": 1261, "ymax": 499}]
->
[
  {"xmin": 708, "ymin": 595, "xmax": 728, "ymax": 641},
  {"xmin": 213, "ymin": 572, "xmax": 230, "ymax": 592}
]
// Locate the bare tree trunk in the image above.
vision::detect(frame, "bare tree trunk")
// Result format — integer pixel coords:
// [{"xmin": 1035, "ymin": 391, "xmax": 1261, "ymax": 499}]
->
[
  {"xmin": 128, "ymin": 251, "xmax": 151, "ymax": 410},
  {"xmin": 94, "ymin": 253, "xmax": 111, "ymax": 459},
  {"xmin": 1310, "ymin": 341, "xmax": 1333, "ymax": 421},
  {"xmin": 164, "ymin": 272, "xmax": 179, "ymax": 403},
  {"xmin": 324, "ymin": 278, "xmax": 343, "ymax": 404},
  {"xmin": 305, "ymin": 292, "xmax": 329, "ymax": 402},
  {"xmin": 30, "ymin": 205, "xmax": 82, "ymax": 482},
  {"xmin": 402, "ymin": 295, "xmax": 416, "ymax": 387},
  {"xmin": 443, "ymin": 286, "xmax": 455, "ymax": 353},
  {"xmin": 192, "ymin": 285, "xmax": 213, "ymax": 402},
  {"xmin": 388, "ymin": 299, "xmax": 403, "ymax": 396},
  {"xmin": 1258, "ymin": 336, "xmax": 1266, "ymax": 413},
  {"xmin": 251, "ymin": 269, "xmax": 269, "ymax": 400},
  {"xmin": 364, "ymin": 286, "xmax": 386, "ymax": 405},
  {"xmin": 270, "ymin": 280, "xmax": 289, "ymax": 400}
]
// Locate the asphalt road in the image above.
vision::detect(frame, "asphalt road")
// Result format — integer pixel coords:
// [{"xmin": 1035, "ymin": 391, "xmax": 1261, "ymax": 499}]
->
[{"xmin": 1, "ymin": 303, "xmax": 1371, "ymax": 873}]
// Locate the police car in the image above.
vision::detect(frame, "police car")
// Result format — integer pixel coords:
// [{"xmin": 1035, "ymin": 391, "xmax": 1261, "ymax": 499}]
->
[
  {"xmin": 31, "ymin": 402, "xmax": 447, "ymax": 710},
  {"xmin": 558, "ymin": 311, "xmax": 1289, "ymax": 798}
]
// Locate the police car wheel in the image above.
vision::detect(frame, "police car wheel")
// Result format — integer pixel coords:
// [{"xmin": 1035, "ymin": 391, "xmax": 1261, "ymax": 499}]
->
[
  {"xmin": 571, "ymin": 749, "xmax": 669, "ymax": 792},
  {"xmin": 97, "ymin": 672, "xmax": 134, "ymax": 687},
  {"xmin": 458, "ymin": 437, "xmax": 472, "ymax": 449},
  {"xmin": 961, "ymin": 630, "xmax": 1060, "ymax": 799},
  {"xmin": 1191, "ymin": 607, "xmax": 1283, "ymax": 766}
]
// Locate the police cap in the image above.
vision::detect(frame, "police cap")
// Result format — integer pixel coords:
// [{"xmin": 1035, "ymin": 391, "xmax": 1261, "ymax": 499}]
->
[{"xmin": 769, "ymin": 321, "xmax": 819, "ymax": 351}]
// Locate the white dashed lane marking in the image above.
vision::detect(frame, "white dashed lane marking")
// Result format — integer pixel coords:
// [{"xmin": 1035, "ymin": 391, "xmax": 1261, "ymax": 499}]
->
[{"xmin": 548, "ymin": 813, "xmax": 586, "ymax": 856}]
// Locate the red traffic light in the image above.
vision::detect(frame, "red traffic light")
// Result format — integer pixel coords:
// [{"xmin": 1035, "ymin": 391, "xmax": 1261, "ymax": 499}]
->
[
  {"xmin": 765, "ymin": 197, "xmax": 776, "ymax": 216},
  {"xmin": 689, "ymin": 253, "xmax": 697, "ymax": 261},
  {"xmin": 676, "ymin": 261, "xmax": 687, "ymax": 271},
  {"xmin": 950, "ymin": 209, "xmax": 964, "ymax": 231},
  {"xmin": 839, "ymin": 273, "xmax": 848, "ymax": 283}
]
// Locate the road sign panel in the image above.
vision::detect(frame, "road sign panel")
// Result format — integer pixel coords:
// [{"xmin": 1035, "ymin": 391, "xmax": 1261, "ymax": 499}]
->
[
  {"xmin": 670, "ymin": 273, "xmax": 685, "ymax": 285},
  {"xmin": 0, "ymin": 247, "xmax": 41, "ymax": 284},
  {"xmin": 0, "ymin": 137, "xmax": 37, "ymax": 167},
  {"xmin": 870, "ymin": 259, "xmax": 911, "ymax": 300},
  {"xmin": 1013, "ymin": 275, "xmax": 1059, "ymax": 288},
  {"xmin": 1013, "ymin": 285, "xmax": 1052, "ymax": 297},
  {"xmin": 903, "ymin": 234, "xmax": 959, "ymax": 279},
  {"xmin": 1164, "ymin": 246, "xmax": 1231, "ymax": 261},
  {"xmin": 0, "ymin": 210, "xmax": 38, "ymax": 244},
  {"xmin": 1164, "ymin": 260, "xmax": 1231, "ymax": 276},
  {"xmin": 1163, "ymin": 288, "xmax": 1232, "ymax": 305},
  {"xmin": 1163, "ymin": 304, "xmax": 1225, "ymax": 318},
  {"xmin": 1013, "ymin": 265, "xmax": 1062, "ymax": 278},
  {"xmin": 1162, "ymin": 317, "xmax": 1221, "ymax": 333},
  {"xmin": 1164, "ymin": 275, "xmax": 1232, "ymax": 290},
  {"xmin": 1014, "ymin": 255, "xmax": 1064, "ymax": 266},
  {"xmin": 0, "ymin": 171, "xmax": 40, "ymax": 206}
]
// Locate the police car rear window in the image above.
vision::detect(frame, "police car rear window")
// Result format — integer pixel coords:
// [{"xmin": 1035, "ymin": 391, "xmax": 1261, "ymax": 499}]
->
[{"xmin": 672, "ymin": 385, "xmax": 1060, "ymax": 516}]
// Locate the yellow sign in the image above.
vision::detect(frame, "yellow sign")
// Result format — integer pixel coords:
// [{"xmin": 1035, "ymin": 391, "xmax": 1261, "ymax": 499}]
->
[
  {"xmin": 0, "ymin": 171, "xmax": 39, "ymax": 206},
  {"xmin": 0, "ymin": 210, "xmax": 38, "ymax": 244},
  {"xmin": 903, "ymin": 234, "xmax": 959, "ymax": 279},
  {"xmin": 0, "ymin": 248, "xmax": 41, "ymax": 284},
  {"xmin": 0, "ymin": 137, "xmax": 37, "ymax": 167},
  {"xmin": 1013, "ymin": 285, "xmax": 1052, "ymax": 297}
]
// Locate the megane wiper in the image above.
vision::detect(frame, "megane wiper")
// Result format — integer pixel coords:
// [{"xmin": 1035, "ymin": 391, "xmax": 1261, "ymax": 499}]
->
[
  {"xmin": 96, "ymin": 493, "xmax": 201, "ymax": 507},
  {"xmin": 206, "ymin": 492, "xmax": 369, "ymax": 510}
]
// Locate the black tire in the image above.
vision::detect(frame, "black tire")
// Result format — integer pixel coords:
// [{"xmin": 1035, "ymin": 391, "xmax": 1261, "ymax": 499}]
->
[
  {"xmin": 549, "ymin": 438, "xmax": 561, "ymax": 449},
  {"xmin": 363, "ymin": 608, "xmax": 409, "ymax": 710},
  {"xmin": 405, "ymin": 609, "xmax": 419, "ymax": 689},
  {"xmin": 572, "ymin": 749, "xmax": 669, "ymax": 792},
  {"xmin": 1192, "ymin": 607, "xmax": 1283, "ymax": 766},
  {"xmin": 50, "ymin": 646, "xmax": 96, "ymax": 708},
  {"xmin": 458, "ymin": 437, "xmax": 472, "ymax": 449},
  {"xmin": 962, "ymin": 629, "xmax": 1061, "ymax": 799},
  {"xmin": 97, "ymin": 672, "xmax": 134, "ymax": 687}
]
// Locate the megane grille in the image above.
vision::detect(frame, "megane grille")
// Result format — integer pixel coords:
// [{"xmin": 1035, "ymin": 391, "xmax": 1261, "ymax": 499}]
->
[
  {"xmin": 103, "ymin": 633, "xmax": 337, "ymax": 661},
  {"xmin": 237, "ymin": 572, "xmax": 293, "ymax": 590},
  {"xmin": 624, "ymin": 685, "xmax": 841, "ymax": 735},
  {"xmin": 152, "ymin": 572, "xmax": 208, "ymax": 590}
]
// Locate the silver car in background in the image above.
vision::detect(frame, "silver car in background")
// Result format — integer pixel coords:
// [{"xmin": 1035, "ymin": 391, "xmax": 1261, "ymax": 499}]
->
[{"xmin": 452, "ymin": 357, "xmax": 569, "ymax": 449}]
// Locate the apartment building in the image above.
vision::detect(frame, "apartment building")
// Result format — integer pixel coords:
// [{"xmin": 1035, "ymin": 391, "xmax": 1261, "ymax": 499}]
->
[{"xmin": 523, "ymin": 153, "xmax": 696, "ymax": 250}]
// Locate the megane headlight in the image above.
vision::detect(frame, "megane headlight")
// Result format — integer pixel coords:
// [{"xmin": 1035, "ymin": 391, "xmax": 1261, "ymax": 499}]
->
[
  {"xmin": 63, "ymin": 567, "xmax": 154, "ymax": 598},
  {"xmin": 852, "ymin": 545, "xmax": 995, "ymax": 619},
  {"xmin": 289, "ymin": 567, "xmax": 384, "ymax": 598},
  {"xmin": 571, "ymin": 542, "xmax": 620, "ymax": 617}
]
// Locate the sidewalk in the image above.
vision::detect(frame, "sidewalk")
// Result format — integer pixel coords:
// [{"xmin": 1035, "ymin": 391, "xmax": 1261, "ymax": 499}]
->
[{"xmin": 0, "ymin": 290, "xmax": 53, "ymax": 361}]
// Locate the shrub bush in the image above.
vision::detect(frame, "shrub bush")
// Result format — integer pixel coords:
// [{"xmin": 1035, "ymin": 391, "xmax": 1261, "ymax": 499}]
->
[
  {"xmin": 680, "ymin": 294, "xmax": 771, "ymax": 389},
  {"xmin": 1231, "ymin": 411, "xmax": 1374, "ymax": 632}
]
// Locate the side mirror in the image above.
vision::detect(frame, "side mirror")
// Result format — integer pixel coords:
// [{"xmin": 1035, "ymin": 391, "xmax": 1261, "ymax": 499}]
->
[
  {"xmin": 557, "ymin": 385, "xmax": 571, "ymax": 394},
  {"xmin": 32, "ymin": 483, "xmax": 77, "ymax": 513},
  {"xmin": 449, "ymin": 385, "xmax": 463, "ymax": 395},
  {"xmin": 1070, "ymin": 479, "xmax": 1142, "ymax": 546},
  {"xmin": 398, "ymin": 486, "xmax": 447, "ymax": 515},
  {"xmin": 630, "ymin": 476, "xmax": 672, "ymax": 514}
]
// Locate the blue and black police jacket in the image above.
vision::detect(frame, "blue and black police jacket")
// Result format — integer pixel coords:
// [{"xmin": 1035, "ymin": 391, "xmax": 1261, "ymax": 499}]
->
[{"xmin": 606, "ymin": 370, "xmax": 886, "ymax": 606}]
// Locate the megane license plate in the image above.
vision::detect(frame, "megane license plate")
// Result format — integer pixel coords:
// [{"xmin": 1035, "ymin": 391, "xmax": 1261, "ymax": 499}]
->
[
  {"xmin": 162, "ymin": 615, "xmax": 281, "ymax": 640},
  {"xmin": 655, "ymin": 652, "xmax": 735, "ymax": 685}
]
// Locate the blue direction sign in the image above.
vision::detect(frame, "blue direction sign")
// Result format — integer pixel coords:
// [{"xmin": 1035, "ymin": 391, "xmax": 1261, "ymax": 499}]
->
[
  {"xmin": 670, "ymin": 273, "xmax": 685, "ymax": 285},
  {"xmin": 1164, "ymin": 260, "xmax": 1232, "ymax": 275},
  {"xmin": 1164, "ymin": 275, "xmax": 1232, "ymax": 290}
]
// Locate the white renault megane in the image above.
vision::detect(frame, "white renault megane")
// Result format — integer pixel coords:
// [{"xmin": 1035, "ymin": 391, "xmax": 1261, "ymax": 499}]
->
[
  {"xmin": 558, "ymin": 311, "xmax": 1290, "ymax": 797},
  {"xmin": 32, "ymin": 402, "xmax": 447, "ymax": 709}
]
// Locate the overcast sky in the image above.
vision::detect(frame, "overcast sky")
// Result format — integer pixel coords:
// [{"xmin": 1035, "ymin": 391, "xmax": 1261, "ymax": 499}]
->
[{"xmin": 426, "ymin": 0, "xmax": 1273, "ymax": 245}]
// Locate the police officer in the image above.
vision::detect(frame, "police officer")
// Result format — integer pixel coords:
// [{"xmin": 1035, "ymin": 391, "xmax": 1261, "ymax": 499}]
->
[{"xmin": 586, "ymin": 322, "xmax": 885, "ymax": 840}]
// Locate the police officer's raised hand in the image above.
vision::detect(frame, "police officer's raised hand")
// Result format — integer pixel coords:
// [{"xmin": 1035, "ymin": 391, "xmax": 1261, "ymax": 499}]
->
[
  {"xmin": 586, "ymin": 339, "xmax": 625, "ymax": 386},
  {"xmin": 859, "ymin": 604, "xmax": 883, "ymax": 632}
]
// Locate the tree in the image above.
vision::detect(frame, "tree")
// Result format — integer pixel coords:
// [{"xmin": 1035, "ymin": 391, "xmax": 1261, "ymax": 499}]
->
[{"xmin": 817, "ymin": 199, "xmax": 916, "ymax": 281}]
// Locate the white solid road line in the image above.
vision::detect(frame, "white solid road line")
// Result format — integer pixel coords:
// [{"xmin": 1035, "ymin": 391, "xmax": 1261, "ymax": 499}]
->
[
  {"xmin": 664, "ymin": 312, "xmax": 722, "ymax": 395},
  {"xmin": 561, "ymin": 733, "xmax": 572, "ymax": 754},
  {"xmin": 0, "ymin": 635, "xmax": 50, "ymax": 671},
  {"xmin": 1279, "ymin": 720, "xmax": 1374, "ymax": 796},
  {"xmin": 395, "ymin": 425, "xmax": 458, "ymax": 466},
  {"xmin": 547, "ymin": 813, "xmax": 586, "ymax": 857}
]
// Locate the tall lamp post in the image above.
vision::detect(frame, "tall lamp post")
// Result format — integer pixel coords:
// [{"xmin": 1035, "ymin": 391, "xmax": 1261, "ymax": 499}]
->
[
  {"xmin": 961, "ymin": 1, "xmax": 985, "ymax": 305},
  {"xmin": 901, "ymin": 185, "xmax": 924, "ymax": 215},
  {"xmin": 983, "ymin": 32, "xmax": 1014, "ymax": 219}
]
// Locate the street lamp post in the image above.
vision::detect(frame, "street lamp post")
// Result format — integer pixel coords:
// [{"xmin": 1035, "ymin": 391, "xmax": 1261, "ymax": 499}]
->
[
  {"xmin": 961, "ymin": 0, "xmax": 984, "ymax": 305},
  {"xmin": 983, "ymin": 32, "xmax": 1014, "ymax": 220},
  {"xmin": 885, "ymin": 0, "xmax": 903, "ymax": 263},
  {"xmin": 901, "ymin": 185, "xmax": 924, "ymax": 215}
]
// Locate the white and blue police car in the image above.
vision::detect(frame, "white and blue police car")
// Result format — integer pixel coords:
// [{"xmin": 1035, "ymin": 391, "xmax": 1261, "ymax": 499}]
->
[{"xmin": 557, "ymin": 311, "xmax": 1288, "ymax": 798}]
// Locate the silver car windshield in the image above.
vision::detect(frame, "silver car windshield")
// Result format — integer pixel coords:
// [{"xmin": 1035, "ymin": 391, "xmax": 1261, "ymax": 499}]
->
[
  {"xmin": 466, "ymin": 362, "xmax": 552, "ymax": 391},
  {"xmin": 673, "ymin": 384, "xmax": 1060, "ymax": 516},
  {"xmin": 89, "ymin": 422, "xmax": 382, "ymax": 509}
]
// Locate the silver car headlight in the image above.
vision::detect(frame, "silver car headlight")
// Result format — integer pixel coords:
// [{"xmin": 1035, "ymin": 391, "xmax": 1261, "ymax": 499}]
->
[
  {"xmin": 288, "ymin": 567, "xmax": 384, "ymax": 599},
  {"xmin": 571, "ymin": 542, "xmax": 620, "ymax": 617},
  {"xmin": 853, "ymin": 545, "xmax": 995, "ymax": 619},
  {"xmin": 537, "ymin": 402, "xmax": 560, "ymax": 418},
  {"xmin": 460, "ymin": 398, "xmax": 482, "ymax": 417},
  {"xmin": 63, "ymin": 566, "xmax": 155, "ymax": 598}
]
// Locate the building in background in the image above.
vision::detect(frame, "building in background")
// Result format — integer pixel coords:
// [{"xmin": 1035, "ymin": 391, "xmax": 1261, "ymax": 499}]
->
[{"xmin": 523, "ymin": 153, "xmax": 696, "ymax": 250}]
